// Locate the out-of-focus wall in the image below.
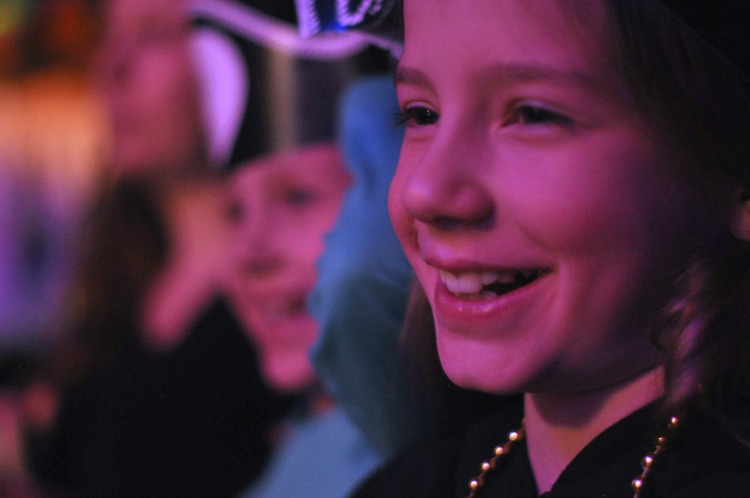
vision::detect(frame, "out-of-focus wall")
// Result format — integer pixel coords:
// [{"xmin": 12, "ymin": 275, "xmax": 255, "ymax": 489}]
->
[{"xmin": 0, "ymin": 0, "xmax": 109, "ymax": 351}]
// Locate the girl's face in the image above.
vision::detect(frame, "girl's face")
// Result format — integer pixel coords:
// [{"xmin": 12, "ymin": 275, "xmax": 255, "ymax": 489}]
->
[
  {"xmin": 391, "ymin": 0, "xmax": 732, "ymax": 395},
  {"xmin": 98, "ymin": 0, "xmax": 204, "ymax": 175},
  {"xmin": 226, "ymin": 143, "xmax": 350, "ymax": 392}
]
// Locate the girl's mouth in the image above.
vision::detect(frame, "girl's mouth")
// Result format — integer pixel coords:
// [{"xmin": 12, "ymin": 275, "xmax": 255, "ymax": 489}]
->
[{"xmin": 439, "ymin": 268, "xmax": 551, "ymax": 300}]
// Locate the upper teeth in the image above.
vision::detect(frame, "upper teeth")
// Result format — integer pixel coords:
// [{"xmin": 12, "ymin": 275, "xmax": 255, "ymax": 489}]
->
[{"xmin": 439, "ymin": 269, "xmax": 538, "ymax": 295}]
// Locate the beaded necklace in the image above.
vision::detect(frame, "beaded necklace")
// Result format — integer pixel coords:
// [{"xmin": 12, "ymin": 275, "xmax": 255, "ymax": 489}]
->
[
  {"xmin": 465, "ymin": 416, "xmax": 680, "ymax": 498},
  {"xmin": 467, "ymin": 421, "xmax": 526, "ymax": 498}
]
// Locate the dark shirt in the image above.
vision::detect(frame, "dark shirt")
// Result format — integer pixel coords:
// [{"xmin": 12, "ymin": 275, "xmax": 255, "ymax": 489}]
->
[
  {"xmin": 354, "ymin": 397, "xmax": 750, "ymax": 498},
  {"xmin": 28, "ymin": 298, "xmax": 293, "ymax": 498}
]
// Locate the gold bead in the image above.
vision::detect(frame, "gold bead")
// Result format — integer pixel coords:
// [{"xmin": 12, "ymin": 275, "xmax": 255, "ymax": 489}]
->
[
  {"xmin": 467, "ymin": 420, "xmax": 525, "ymax": 496},
  {"xmin": 642, "ymin": 455, "xmax": 653, "ymax": 469},
  {"xmin": 670, "ymin": 416, "xmax": 679, "ymax": 427},
  {"xmin": 632, "ymin": 478, "xmax": 643, "ymax": 491}
]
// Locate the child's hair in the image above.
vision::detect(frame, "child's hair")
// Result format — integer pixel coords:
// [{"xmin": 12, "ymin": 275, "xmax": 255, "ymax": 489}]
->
[
  {"xmin": 605, "ymin": 1, "xmax": 750, "ymax": 186},
  {"xmin": 55, "ymin": 180, "xmax": 169, "ymax": 385},
  {"xmin": 601, "ymin": 0, "xmax": 750, "ymax": 424}
]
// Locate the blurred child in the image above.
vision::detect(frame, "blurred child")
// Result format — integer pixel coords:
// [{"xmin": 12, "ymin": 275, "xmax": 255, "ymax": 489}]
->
[
  {"xmin": 190, "ymin": 1, "xmax": 393, "ymax": 496},
  {"xmin": 25, "ymin": 0, "xmax": 291, "ymax": 496}
]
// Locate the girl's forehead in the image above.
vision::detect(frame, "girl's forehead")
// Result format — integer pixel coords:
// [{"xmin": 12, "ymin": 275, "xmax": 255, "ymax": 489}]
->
[{"xmin": 400, "ymin": 0, "xmax": 615, "ymax": 89}]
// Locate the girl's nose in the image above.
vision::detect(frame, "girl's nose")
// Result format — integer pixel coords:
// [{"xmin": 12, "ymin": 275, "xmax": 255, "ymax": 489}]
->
[
  {"xmin": 401, "ymin": 138, "xmax": 495, "ymax": 230},
  {"xmin": 233, "ymin": 211, "xmax": 283, "ymax": 278}
]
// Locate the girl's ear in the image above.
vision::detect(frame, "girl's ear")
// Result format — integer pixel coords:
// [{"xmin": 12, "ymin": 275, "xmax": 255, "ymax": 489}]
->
[{"xmin": 731, "ymin": 190, "xmax": 750, "ymax": 242}]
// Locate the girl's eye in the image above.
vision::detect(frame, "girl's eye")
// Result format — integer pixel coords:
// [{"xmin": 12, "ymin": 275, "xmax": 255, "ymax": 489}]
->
[
  {"xmin": 285, "ymin": 188, "xmax": 315, "ymax": 206},
  {"xmin": 226, "ymin": 200, "xmax": 244, "ymax": 224},
  {"xmin": 395, "ymin": 106, "xmax": 440, "ymax": 126},
  {"xmin": 514, "ymin": 105, "xmax": 571, "ymax": 126}
]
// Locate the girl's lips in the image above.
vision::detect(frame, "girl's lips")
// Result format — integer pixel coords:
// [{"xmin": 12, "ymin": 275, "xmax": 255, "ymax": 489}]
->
[{"xmin": 431, "ymin": 269, "xmax": 552, "ymax": 336}]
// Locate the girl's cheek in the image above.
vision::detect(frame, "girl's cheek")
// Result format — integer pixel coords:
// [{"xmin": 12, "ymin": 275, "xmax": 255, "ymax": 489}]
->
[{"xmin": 387, "ymin": 165, "xmax": 412, "ymax": 234}]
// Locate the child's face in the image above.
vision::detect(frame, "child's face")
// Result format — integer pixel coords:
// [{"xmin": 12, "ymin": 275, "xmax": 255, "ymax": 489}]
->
[
  {"xmin": 391, "ymin": 0, "xmax": 731, "ymax": 394},
  {"xmin": 97, "ymin": 0, "xmax": 204, "ymax": 175},
  {"xmin": 226, "ymin": 143, "xmax": 350, "ymax": 392}
]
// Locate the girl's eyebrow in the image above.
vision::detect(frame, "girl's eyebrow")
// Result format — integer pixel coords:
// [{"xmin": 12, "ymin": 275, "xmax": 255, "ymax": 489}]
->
[
  {"xmin": 394, "ymin": 66, "xmax": 430, "ymax": 87},
  {"xmin": 477, "ymin": 63, "xmax": 600, "ymax": 91},
  {"xmin": 395, "ymin": 63, "xmax": 600, "ymax": 92}
]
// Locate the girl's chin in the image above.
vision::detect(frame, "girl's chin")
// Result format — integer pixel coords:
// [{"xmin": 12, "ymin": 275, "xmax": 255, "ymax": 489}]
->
[{"xmin": 262, "ymin": 353, "xmax": 317, "ymax": 393}]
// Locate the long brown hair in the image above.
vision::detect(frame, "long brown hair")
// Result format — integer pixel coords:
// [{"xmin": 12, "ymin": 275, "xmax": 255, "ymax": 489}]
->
[
  {"xmin": 602, "ymin": 0, "xmax": 750, "ymax": 425},
  {"xmin": 55, "ymin": 179, "xmax": 169, "ymax": 385}
]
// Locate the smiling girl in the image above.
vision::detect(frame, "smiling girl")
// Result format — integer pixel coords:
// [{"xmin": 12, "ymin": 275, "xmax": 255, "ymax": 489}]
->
[{"xmin": 345, "ymin": 0, "xmax": 750, "ymax": 496}]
